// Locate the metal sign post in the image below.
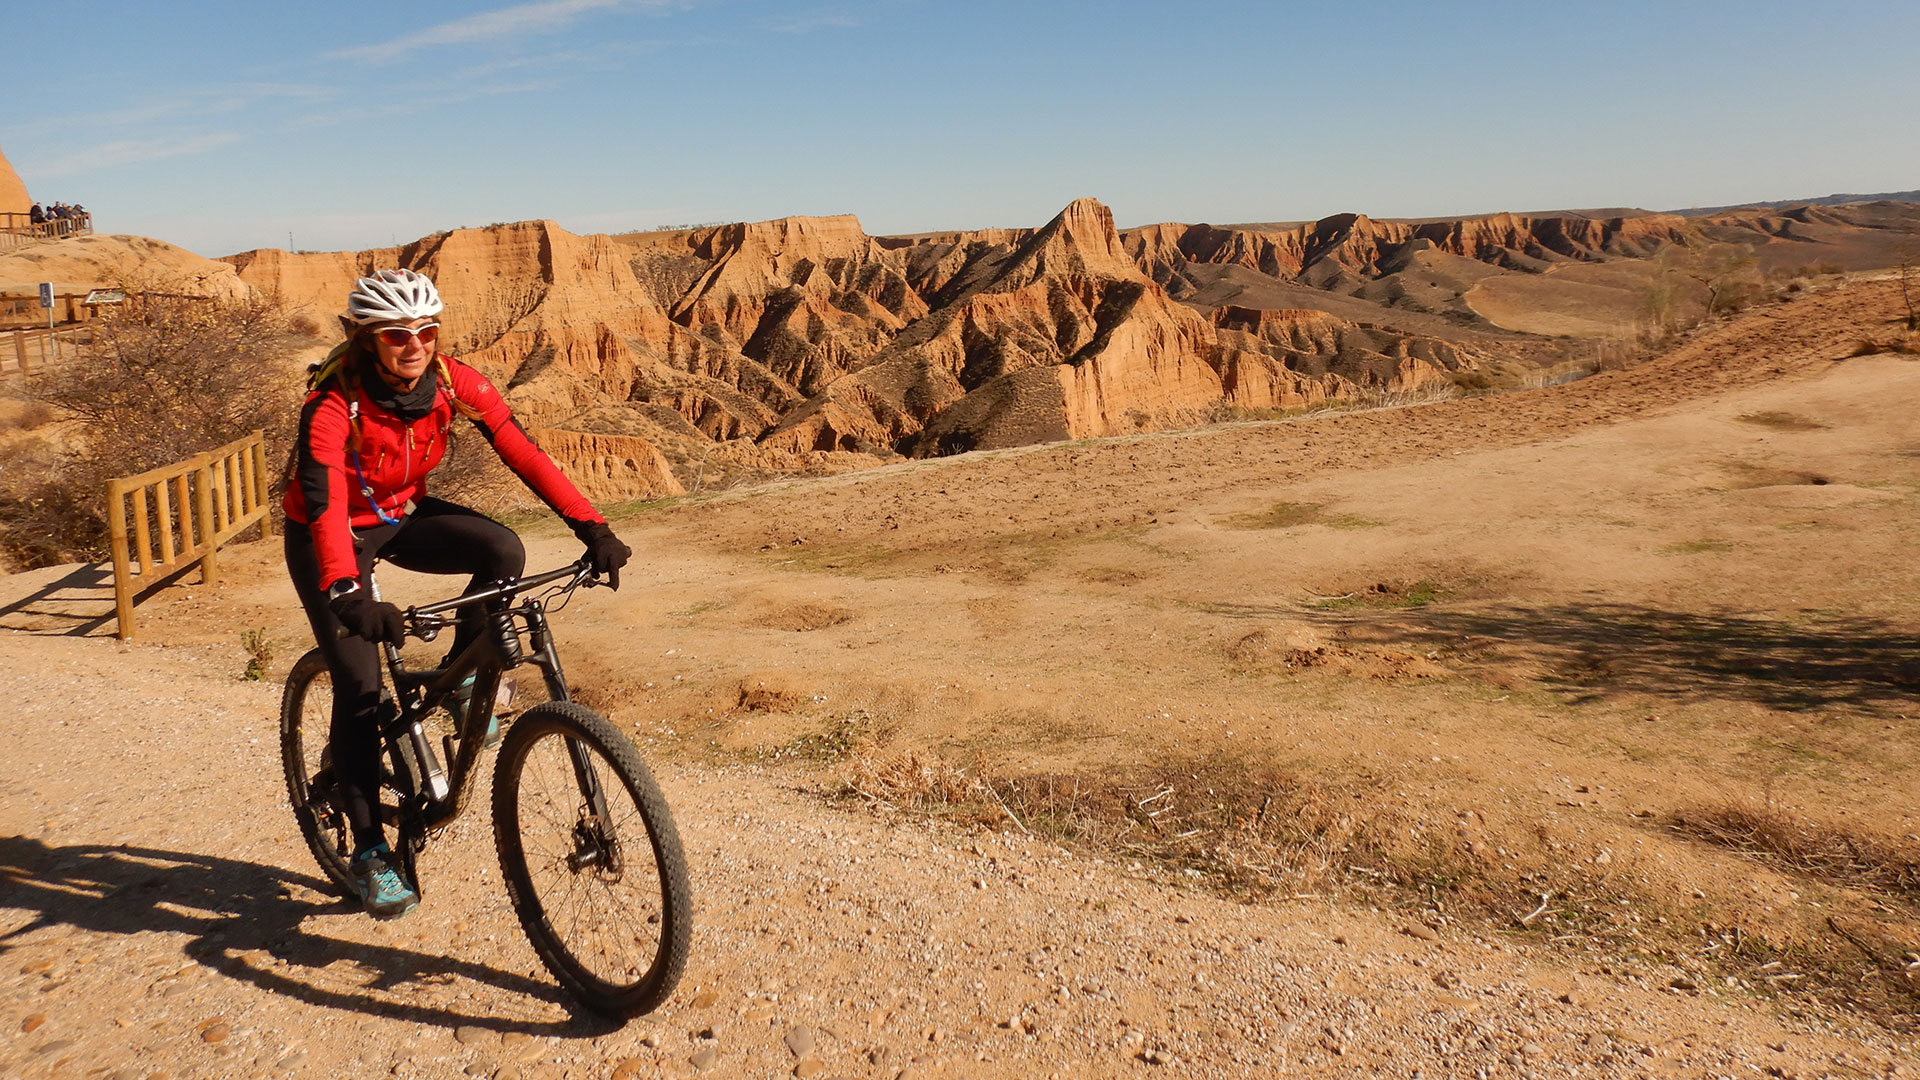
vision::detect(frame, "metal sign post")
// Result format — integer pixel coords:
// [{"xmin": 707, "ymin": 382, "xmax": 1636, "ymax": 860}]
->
[{"xmin": 38, "ymin": 282, "xmax": 56, "ymax": 362}]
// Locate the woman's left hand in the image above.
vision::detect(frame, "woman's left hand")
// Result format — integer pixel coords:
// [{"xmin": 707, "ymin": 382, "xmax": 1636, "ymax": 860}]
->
[{"xmin": 577, "ymin": 522, "xmax": 631, "ymax": 589}]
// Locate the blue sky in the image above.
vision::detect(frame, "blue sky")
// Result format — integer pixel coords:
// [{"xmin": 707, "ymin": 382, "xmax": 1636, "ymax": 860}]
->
[{"xmin": 4, "ymin": 0, "xmax": 1916, "ymax": 257}]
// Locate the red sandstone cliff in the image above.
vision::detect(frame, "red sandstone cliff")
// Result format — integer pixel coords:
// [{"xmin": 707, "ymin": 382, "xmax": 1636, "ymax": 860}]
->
[
  {"xmin": 0, "ymin": 142, "xmax": 30, "ymax": 217},
  {"xmin": 224, "ymin": 200, "xmax": 1503, "ymax": 488}
]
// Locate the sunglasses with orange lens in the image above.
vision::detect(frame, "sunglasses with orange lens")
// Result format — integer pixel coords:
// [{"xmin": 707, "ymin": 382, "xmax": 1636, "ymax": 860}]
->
[{"xmin": 372, "ymin": 322, "xmax": 440, "ymax": 347}]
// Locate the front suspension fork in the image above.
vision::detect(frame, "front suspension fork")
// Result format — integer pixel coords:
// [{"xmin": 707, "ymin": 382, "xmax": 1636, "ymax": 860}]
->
[{"xmin": 522, "ymin": 603, "xmax": 619, "ymax": 871}]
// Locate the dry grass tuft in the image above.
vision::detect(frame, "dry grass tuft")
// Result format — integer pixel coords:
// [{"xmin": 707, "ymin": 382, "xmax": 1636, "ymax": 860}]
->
[
  {"xmin": 845, "ymin": 747, "xmax": 996, "ymax": 818},
  {"xmin": 1220, "ymin": 501, "xmax": 1380, "ymax": 531},
  {"xmin": 842, "ymin": 749, "xmax": 1511, "ymax": 907},
  {"xmin": 1669, "ymin": 802, "xmax": 1920, "ymax": 901},
  {"xmin": 735, "ymin": 683, "xmax": 804, "ymax": 713}
]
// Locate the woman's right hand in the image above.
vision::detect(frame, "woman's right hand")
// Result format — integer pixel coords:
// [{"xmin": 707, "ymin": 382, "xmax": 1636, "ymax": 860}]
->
[{"xmin": 331, "ymin": 590, "xmax": 406, "ymax": 644}]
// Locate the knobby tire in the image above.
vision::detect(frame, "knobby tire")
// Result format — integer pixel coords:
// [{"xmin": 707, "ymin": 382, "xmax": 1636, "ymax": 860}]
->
[
  {"xmin": 279, "ymin": 648, "xmax": 357, "ymax": 897},
  {"xmin": 493, "ymin": 702, "xmax": 691, "ymax": 1018}
]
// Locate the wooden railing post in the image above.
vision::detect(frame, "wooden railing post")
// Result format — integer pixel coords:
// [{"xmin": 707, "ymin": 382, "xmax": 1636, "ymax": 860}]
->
[
  {"xmin": 210, "ymin": 453, "xmax": 231, "ymax": 534},
  {"xmin": 132, "ymin": 487, "xmax": 152, "ymax": 576},
  {"xmin": 107, "ymin": 480, "xmax": 135, "ymax": 640},
  {"xmin": 253, "ymin": 430, "xmax": 275, "ymax": 538},
  {"xmin": 156, "ymin": 475, "xmax": 175, "ymax": 566},
  {"xmin": 194, "ymin": 454, "xmax": 218, "ymax": 586}
]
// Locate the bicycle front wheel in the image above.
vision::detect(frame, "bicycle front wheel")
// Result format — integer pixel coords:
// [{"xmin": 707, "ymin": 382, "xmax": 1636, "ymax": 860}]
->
[
  {"xmin": 280, "ymin": 648, "xmax": 356, "ymax": 897},
  {"xmin": 492, "ymin": 702, "xmax": 691, "ymax": 1018}
]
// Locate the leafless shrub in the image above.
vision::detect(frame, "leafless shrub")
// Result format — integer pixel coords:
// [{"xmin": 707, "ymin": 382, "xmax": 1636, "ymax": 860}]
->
[
  {"xmin": 38, "ymin": 286, "xmax": 303, "ymax": 478},
  {"xmin": 1896, "ymin": 232, "xmax": 1920, "ymax": 331},
  {"xmin": 0, "ymin": 437, "xmax": 107, "ymax": 569},
  {"xmin": 0, "ymin": 285, "xmax": 306, "ymax": 568}
]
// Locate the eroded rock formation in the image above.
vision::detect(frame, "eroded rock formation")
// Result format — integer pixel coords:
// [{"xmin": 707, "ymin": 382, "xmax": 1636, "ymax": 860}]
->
[
  {"xmin": 1122, "ymin": 211, "xmax": 1696, "ymax": 300},
  {"xmin": 230, "ymin": 197, "xmax": 1720, "ymax": 492}
]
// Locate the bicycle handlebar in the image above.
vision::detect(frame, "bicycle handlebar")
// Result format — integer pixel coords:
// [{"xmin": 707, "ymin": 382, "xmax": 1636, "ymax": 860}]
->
[
  {"xmin": 331, "ymin": 558, "xmax": 600, "ymax": 641},
  {"xmin": 410, "ymin": 558, "xmax": 596, "ymax": 617}
]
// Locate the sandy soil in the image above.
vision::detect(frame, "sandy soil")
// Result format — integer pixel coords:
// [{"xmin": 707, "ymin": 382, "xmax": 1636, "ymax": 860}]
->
[{"xmin": 3, "ymin": 279, "xmax": 1918, "ymax": 1078}]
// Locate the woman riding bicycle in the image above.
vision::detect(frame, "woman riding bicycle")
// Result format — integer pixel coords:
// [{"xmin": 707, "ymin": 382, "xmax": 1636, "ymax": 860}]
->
[{"xmin": 284, "ymin": 268, "xmax": 630, "ymax": 920}]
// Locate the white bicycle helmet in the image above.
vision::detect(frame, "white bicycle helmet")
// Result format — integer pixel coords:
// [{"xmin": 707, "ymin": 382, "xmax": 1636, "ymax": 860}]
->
[{"xmin": 345, "ymin": 268, "xmax": 443, "ymax": 325}]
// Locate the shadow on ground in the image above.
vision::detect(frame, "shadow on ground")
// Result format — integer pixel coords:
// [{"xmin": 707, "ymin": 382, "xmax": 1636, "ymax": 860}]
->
[
  {"xmin": 0, "ymin": 562, "xmax": 117, "ymax": 636},
  {"xmin": 0, "ymin": 836, "xmax": 614, "ymax": 1035},
  {"xmin": 1331, "ymin": 602, "xmax": 1920, "ymax": 715}
]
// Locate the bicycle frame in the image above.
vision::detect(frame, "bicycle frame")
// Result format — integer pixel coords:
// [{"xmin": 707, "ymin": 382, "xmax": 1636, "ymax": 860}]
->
[{"xmin": 367, "ymin": 560, "xmax": 610, "ymax": 837}]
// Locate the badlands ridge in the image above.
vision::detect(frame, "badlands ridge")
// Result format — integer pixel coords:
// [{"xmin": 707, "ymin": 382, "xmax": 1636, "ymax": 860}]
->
[{"xmin": 212, "ymin": 195, "xmax": 1920, "ymax": 501}]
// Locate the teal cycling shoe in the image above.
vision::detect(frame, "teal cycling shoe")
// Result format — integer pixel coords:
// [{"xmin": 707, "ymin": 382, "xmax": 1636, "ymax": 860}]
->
[
  {"xmin": 350, "ymin": 842, "xmax": 419, "ymax": 920},
  {"xmin": 451, "ymin": 674, "xmax": 503, "ymax": 749}
]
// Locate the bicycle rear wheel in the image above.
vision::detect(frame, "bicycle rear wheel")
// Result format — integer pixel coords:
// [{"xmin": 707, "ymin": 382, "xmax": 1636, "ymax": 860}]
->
[
  {"xmin": 280, "ymin": 648, "xmax": 356, "ymax": 896},
  {"xmin": 492, "ymin": 702, "xmax": 691, "ymax": 1018}
]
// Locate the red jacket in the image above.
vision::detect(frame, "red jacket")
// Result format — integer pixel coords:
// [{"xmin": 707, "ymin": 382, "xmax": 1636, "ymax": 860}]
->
[{"xmin": 284, "ymin": 354, "xmax": 603, "ymax": 589}]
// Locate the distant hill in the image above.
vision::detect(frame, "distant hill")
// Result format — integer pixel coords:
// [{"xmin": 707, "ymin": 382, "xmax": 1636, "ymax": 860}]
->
[{"xmin": 1672, "ymin": 190, "xmax": 1920, "ymax": 216}]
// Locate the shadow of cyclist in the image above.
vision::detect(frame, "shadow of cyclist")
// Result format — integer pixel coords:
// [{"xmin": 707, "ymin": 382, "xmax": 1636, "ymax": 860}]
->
[{"xmin": 0, "ymin": 835, "xmax": 619, "ymax": 1036}]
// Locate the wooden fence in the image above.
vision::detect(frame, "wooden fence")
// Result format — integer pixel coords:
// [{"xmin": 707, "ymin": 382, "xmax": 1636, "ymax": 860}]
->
[
  {"xmin": 0, "ymin": 211, "xmax": 93, "ymax": 246},
  {"xmin": 2, "ymin": 289, "xmax": 102, "ymax": 330},
  {"xmin": 1, "ymin": 326, "xmax": 87, "ymax": 377},
  {"xmin": 107, "ymin": 430, "xmax": 275, "ymax": 640}
]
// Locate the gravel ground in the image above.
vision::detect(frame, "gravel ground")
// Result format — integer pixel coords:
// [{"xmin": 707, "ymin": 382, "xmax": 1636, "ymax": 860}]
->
[{"xmin": 0, "ymin": 631, "xmax": 1910, "ymax": 1080}]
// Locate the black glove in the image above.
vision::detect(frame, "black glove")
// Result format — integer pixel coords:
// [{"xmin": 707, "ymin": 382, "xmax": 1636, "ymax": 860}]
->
[
  {"xmin": 573, "ymin": 521, "xmax": 631, "ymax": 590},
  {"xmin": 330, "ymin": 585, "xmax": 406, "ymax": 644}
]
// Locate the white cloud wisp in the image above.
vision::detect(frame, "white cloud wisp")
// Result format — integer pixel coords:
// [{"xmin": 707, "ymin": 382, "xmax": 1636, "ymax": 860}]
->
[{"xmin": 330, "ymin": 0, "xmax": 670, "ymax": 64}]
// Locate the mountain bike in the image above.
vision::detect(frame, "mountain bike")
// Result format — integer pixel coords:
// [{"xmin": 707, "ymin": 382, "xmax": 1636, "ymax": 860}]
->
[{"xmin": 278, "ymin": 557, "xmax": 690, "ymax": 1019}]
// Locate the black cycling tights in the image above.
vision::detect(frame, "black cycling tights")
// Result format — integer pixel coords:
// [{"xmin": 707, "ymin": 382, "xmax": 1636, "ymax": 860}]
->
[{"xmin": 286, "ymin": 497, "xmax": 525, "ymax": 852}]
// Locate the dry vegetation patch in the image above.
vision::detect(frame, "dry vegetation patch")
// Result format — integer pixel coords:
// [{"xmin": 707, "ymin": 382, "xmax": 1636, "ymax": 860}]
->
[
  {"xmin": 1225, "ymin": 624, "xmax": 1447, "ymax": 680},
  {"xmin": 1670, "ymin": 802, "xmax": 1920, "ymax": 904},
  {"xmin": 755, "ymin": 602, "xmax": 855, "ymax": 632},
  {"xmin": 1734, "ymin": 410, "xmax": 1830, "ymax": 432},
  {"xmin": 1312, "ymin": 579, "xmax": 1450, "ymax": 610},
  {"xmin": 1220, "ymin": 501, "xmax": 1382, "ymax": 530},
  {"xmin": 1664, "ymin": 801, "xmax": 1920, "ymax": 1021},
  {"xmin": 1721, "ymin": 461, "xmax": 1833, "ymax": 488},
  {"xmin": 834, "ymin": 743, "xmax": 1641, "ymax": 948},
  {"xmin": 830, "ymin": 737, "xmax": 1920, "ymax": 1026},
  {"xmin": 1843, "ymin": 335, "xmax": 1920, "ymax": 359}
]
